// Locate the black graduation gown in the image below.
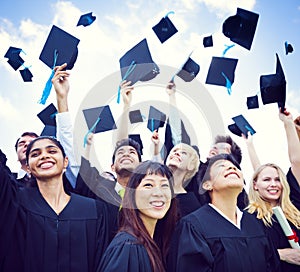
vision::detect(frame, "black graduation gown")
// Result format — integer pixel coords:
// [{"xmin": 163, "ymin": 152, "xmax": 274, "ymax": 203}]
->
[
  {"xmin": 286, "ymin": 167, "xmax": 300, "ymax": 211},
  {"xmin": 167, "ymin": 204, "xmax": 281, "ymax": 272},
  {"xmin": 176, "ymin": 191, "xmax": 201, "ymax": 218},
  {"xmin": 267, "ymin": 216, "xmax": 300, "ymax": 272},
  {"xmin": 98, "ymin": 231, "xmax": 152, "ymax": 272},
  {"xmin": 0, "ymin": 151, "xmax": 113, "ymax": 272}
]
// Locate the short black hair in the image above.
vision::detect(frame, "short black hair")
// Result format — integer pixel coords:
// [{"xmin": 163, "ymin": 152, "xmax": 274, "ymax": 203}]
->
[
  {"xmin": 214, "ymin": 135, "xmax": 242, "ymax": 164},
  {"xmin": 112, "ymin": 138, "xmax": 142, "ymax": 164},
  {"xmin": 15, "ymin": 132, "xmax": 39, "ymax": 151}
]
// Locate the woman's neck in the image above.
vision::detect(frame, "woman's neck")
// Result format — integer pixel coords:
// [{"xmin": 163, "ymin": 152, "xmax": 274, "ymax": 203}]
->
[
  {"xmin": 37, "ymin": 176, "xmax": 70, "ymax": 214},
  {"xmin": 171, "ymin": 168, "xmax": 187, "ymax": 194},
  {"xmin": 139, "ymin": 214, "xmax": 157, "ymax": 238}
]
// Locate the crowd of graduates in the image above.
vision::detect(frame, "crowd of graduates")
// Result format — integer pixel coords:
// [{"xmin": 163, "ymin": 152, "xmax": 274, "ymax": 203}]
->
[{"xmin": 0, "ymin": 63, "xmax": 300, "ymax": 272}]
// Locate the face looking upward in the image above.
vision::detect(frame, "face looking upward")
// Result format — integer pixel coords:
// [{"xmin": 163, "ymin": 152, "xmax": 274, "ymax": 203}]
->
[
  {"xmin": 27, "ymin": 139, "xmax": 68, "ymax": 180},
  {"xmin": 203, "ymin": 159, "xmax": 244, "ymax": 192},
  {"xmin": 207, "ymin": 142, "xmax": 231, "ymax": 159},
  {"xmin": 253, "ymin": 166, "xmax": 282, "ymax": 207},
  {"xmin": 111, "ymin": 145, "xmax": 140, "ymax": 175},
  {"xmin": 166, "ymin": 144, "xmax": 193, "ymax": 171},
  {"xmin": 16, "ymin": 135, "xmax": 37, "ymax": 164},
  {"xmin": 135, "ymin": 173, "xmax": 172, "ymax": 225}
]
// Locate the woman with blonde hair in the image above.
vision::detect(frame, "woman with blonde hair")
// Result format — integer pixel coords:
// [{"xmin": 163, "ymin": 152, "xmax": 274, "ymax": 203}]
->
[{"xmin": 247, "ymin": 163, "xmax": 300, "ymax": 271}]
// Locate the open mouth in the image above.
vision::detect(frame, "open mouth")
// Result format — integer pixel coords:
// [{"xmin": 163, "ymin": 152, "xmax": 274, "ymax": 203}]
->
[
  {"xmin": 39, "ymin": 162, "xmax": 54, "ymax": 169},
  {"xmin": 224, "ymin": 172, "xmax": 239, "ymax": 178},
  {"xmin": 150, "ymin": 201, "xmax": 165, "ymax": 208}
]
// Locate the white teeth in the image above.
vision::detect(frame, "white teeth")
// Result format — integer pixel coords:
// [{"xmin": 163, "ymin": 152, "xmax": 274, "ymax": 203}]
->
[
  {"xmin": 268, "ymin": 190, "xmax": 278, "ymax": 194},
  {"xmin": 40, "ymin": 162, "xmax": 53, "ymax": 169},
  {"xmin": 151, "ymin": 201, "xmax": 164, "ymax": 207}
]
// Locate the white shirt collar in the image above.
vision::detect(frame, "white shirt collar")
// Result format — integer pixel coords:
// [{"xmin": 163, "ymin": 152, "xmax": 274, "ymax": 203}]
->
[
  {"xmin": 17, "ymin": 168, "xmax": 28, "ymax": 179},
  {"xmin": 114, "ymin": 181, "xmax": 124, "ymax": 194},
  {"xmin": 209, "ymin": 203, "xmax": 243, "ymax": 229}
]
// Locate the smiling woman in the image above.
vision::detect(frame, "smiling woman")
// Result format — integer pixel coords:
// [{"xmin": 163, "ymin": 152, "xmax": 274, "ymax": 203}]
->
[
  {"xmin": 99, "ymin": 160, "xmax": 178, "ymax": 272},
  {"xmin": 0, "ymin": 136, "xmax": 116, "ymax": 272}
]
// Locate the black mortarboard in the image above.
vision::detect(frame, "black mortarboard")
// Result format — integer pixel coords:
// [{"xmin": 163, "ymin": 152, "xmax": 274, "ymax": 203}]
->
[
  {"xmin": 222, "ymin": 7, "xmax": 259, "ymax": 50},
  {"xmin": 228, "ymin": 114, "xmax": 256, "ymax": 137},
  {"xmin": 20, "ymin": 68, "xmax": 33, "ymax": 82},
  {"xmin": 129, "ymin": 134, "xmax": 144, "ymax": 155},
  {"xmin": 83, "ymin": 105, "xmax": 117, "ymax": 134},
  {"xmin": 119, "ymin": 39, "xmax": 159, "ymax": 85},
  {"xmin": 152, "ymin": 12, "xmax": 178, "ymax": 43},
  {"xmin": 147, "ymin": 106, "xmax": 166, "ymax": 132},
  {"xmin": 77, "ymin": 12, "xmax": 96, "ymax": 27},
  {"xmin": 285, "ymin": 41, "xmax": 293, "ymax": 55},
  {"xmin": 176, "ymin": 56, "xmax": 200, "ymax": 82},
  {"xmin": 205, "ymin": 56, "xmax": 238, "ymax": 87},
  {"xmin": 39, "ymin": 25, "xmax": 80, "ymax": 70},
  {"xmin": 203, "ymin": 35, "xmax": 213, "ymax": 47},
  {"xmin": 260, "ymin": 53, "xmax": 286, "ymax": 110},
  {"xmin": 37, "ymin": 103, "xmax": 57, "ymax": 127},
  {"xmin": 246, "ymin": 95, "xmax": 259, "ymax": 109},
  {"xmin": 37, "ymin": 103, "xmax": 57, "ymax": 137},
  {"xmin": 129, "ymin": 109, "xmax": 144, "ymax": 124},
  {"xmin": 4, "ymin": 46, "xmax": 25, "ymax": 71}
]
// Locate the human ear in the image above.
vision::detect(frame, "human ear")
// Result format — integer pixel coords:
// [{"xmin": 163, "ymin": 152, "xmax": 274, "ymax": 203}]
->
[{"xmin": 202, "ymin": 181, "xmax": 212, "ymax": 191}]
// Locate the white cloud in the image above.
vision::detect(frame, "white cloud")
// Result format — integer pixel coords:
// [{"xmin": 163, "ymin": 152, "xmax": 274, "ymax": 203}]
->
[{"xmin": 0, "ymin": 96, "xmax": 20, "ymax": 120}]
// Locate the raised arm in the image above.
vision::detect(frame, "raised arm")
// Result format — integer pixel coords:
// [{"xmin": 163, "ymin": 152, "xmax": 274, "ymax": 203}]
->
[
  {"xmin": 115, "ymin": 80, "xmax": 133, "ymax": 143},
  {"xmin": 242, "ymin": 132, "xmax": 261, "ymax": 171},
  {"xmin": 52, "ymin": 63, "xmax": 79, "ymax": 188},
  {"xmin": 279, "ymin": 109, "xmax": 300, "ymax": 185},
  {"xmin": 151, "ymin": 130, "xmax": 163, "ymax": 163},
  {"xmin": 166, "ymin": 81, "xmax": 182, "ymax": 145}
]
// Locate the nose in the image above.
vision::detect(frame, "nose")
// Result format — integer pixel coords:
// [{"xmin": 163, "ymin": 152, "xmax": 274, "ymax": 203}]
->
[
  {"xmin": 228, "ymin": 165, "xmax": 237, "ymax": 171},
  {"xmin": 270, "ymin": 179, "xmax": 278, "ymax": 186},
  {"xmin": 152, "ymin": 186, "xmax": 164, "ymax": 197}
]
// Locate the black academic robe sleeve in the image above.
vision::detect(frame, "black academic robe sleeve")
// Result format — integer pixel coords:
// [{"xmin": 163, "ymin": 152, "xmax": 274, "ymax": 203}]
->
[
  {"xmin": 77, "ymin": 157, "xmax": 121, "ymax": 207},
  {"xmin": 98, "ymin": 232, "xmax": 152, "ymax": 272},
  {"xmin": 286, "ymin": 167, "xmax": 300, "ymax": 210}
]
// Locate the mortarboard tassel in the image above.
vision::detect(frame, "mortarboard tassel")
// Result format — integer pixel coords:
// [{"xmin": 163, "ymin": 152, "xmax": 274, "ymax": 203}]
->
[
  {"xmin": 245, "ymin": 125, "xmax": 255, "ymax": 135},
  {"xmin": 151, "ymin": 118, "xmax": 154, "ymax": 132},
  {"xmin": 222, "ymin": 44, "xmax": 235, "ymax": 57},
  {"xmin": 164, "ymin": 11, "xmax": 175, "ymax": 18},
  {"xmin": 221, "ymin": 72, "xmax": 232, "ymax": 95},
  {"xmin": 117, "ymin": 60, "xmax": 136, "ymax": 104},
  {"xmin": 39, "ymin": 50, "xmax": 58, "ymax": 105},
  {"xmin": 83, "ymin": 117, "xmax": 101, "ymax": 147}
]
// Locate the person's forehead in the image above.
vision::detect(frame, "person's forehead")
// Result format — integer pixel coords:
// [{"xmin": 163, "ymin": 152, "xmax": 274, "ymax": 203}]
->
[
  {"xmin": 30, "ymin": 139, "xmax": 56, "ymax": 149},
  {"xmin": 214, "ymin": 142, "xmax": 231, "ymax": 148},
  {"xmin": 19, "ymin": 135, "xmax": 37, "ymax": 142},
  {"xmin": 117, "ymin": 145, "xmax": 137, "ymax": 152}
]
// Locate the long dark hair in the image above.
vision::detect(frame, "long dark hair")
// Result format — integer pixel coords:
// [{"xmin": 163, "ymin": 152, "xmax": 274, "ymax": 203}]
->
[{"xmin": 119, "ymin": 161, "xmax": 178, "ymax": 271}]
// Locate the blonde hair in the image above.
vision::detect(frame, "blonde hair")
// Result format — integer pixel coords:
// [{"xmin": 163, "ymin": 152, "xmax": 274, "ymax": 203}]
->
[
  {"xmin": 169, "ymin": 143, "xmax": 200, "ymax": 184},
  {"xmin": 247, "ymin": 163, "xmax": 300, "ymax": 228}
]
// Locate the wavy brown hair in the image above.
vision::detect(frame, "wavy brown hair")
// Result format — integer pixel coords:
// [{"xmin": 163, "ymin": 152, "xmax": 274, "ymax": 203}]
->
[{"xmin": 119, "ymin": 161, "xmax": 178, "ymax": 271}]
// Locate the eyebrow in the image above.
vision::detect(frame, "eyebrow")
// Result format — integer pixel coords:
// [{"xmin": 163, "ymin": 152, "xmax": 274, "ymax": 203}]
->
[{"xmin": 29, "ymin": 145, "xmax": 59, "ymax": 154}]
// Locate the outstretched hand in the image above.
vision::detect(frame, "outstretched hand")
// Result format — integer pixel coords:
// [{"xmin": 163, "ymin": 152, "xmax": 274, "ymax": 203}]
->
[{"xmin": 120, "ymin": 80, "xmax": 133, "ymax": 107}]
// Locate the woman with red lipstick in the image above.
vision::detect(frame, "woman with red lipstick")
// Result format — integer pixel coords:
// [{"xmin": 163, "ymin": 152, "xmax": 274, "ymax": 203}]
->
[
  {"xmin": 247, "ymin": 164, "xmax": 300, "ymax": 271},
  {"xmin": 99, "ymin": 161, "xmax": 178, "ymax": 272},
  {"xmin": 167, "ymin": 154, "xmax": 280, "ymax": 272},
  {"xmin": 0, "ymin": 136, "xmax": 115, "ymax": 272}
]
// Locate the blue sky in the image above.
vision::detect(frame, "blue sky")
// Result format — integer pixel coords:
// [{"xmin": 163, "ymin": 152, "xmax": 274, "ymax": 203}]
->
[{"xmin": 0, "ymin": 0, "xmax": 299, "ymax": 182}]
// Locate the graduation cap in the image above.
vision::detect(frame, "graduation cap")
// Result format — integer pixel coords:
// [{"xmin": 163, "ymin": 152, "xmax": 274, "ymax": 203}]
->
[
  {"xmin": 39, "ymin": 25, "xmax": 80, "ymax": 70},
  {"xmin": 228, "ymin": 114, "xmax": 256, "ymax": 137},
  {"xmin": 83, "ymin": 105, "xmax": 117, "ymax": 134},
  {"xmin": 129, "ymin": 109, "xmax": 144, "ymax": 124},
  {"xmin": 129, "ymin": 134, "xmax": 143, "ymax": 155},
  {"xmin": 260, "ymin": 53, "xmax": 286, "ymax": 110},
  {"xmin": 176, "ymin": 55, "xmax": 200, "ymax": 82},
  {"xmin": 37, "ymin": 103, "xmax": 57, "ymax": 137},
  {"xmin": 205, "ymin": 57, "xmax": 238, "ymax": 93},
  {"xmin": 285, "ymin": 41, "xmax": 293, "ymax": 55},
  {"xmin": 222, "ymin": 7, "xmax": 259, "ymax": 50},
  {"xmin": 119, "ymin": 39, "xmax": 159, "ymax": 85},
  {"xmin": 147, "ymin": 106, "xmax": 166, "ymax": 132},
  {"xmin": 20, "ymin": 68, "xmax": 33, "ymax": 82},
  {"xmin": 203, "ymin": 35, "xmax": 213, "ymax": 48},
  {"xmin": 4, "ymin": 46, "xmax": 25, "ymax": 71},
  {"xmin": 246, "ymin": 95, "xmax": 259, "ymax": 109},
  {"xmin": 77, "ymin": 12, "xmax": 96, "ymax": 27},
  {"xmin": 152, "ymin": 11, "xmax": 178, "ymax": 43}
]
